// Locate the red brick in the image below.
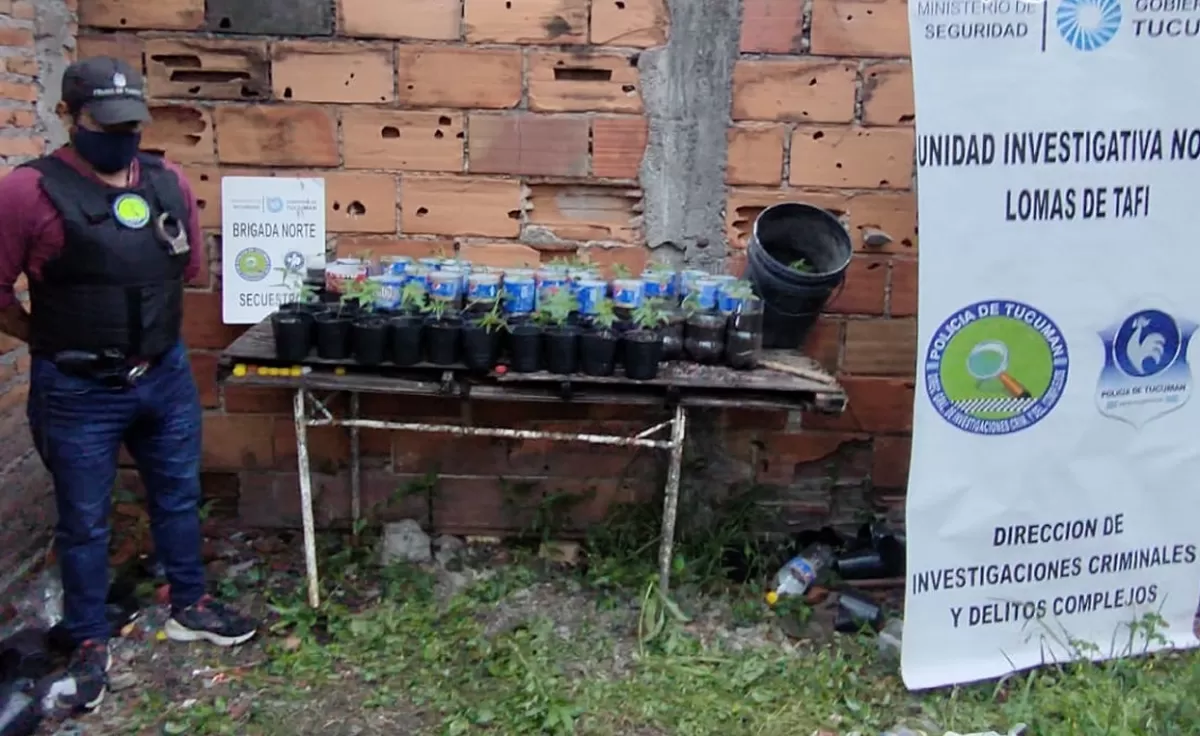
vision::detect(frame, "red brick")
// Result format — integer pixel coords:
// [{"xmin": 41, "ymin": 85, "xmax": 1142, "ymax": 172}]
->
[
  {"xmin": 182, "ymin": 290, "xmax": 249, "ymax": 349},
  {"xmin": 862, "ymin": 63, "xmax": 915, "ymax": 127},
  {"xmin": 201, "ymin": 414, "xmax": 274, "ymax": 470},
  {"xmin": 237, "ymin": 472, "xmax": 311, "ymax": 528},
  {"xmin": 2, "ymin": 56, "xmax": 37, "ymax": 77},
  {"xmin": 141, "ymin": 104, "xmax": 215, "ymax": 164},
  {"xmin": 271, "ymin": 42, "xmax": 395, "ymax": 104},
  {"xmin": 10, "ymin": 1, "xmax": 34, "ymax": 21},
  {"xmin": 590, "ymin": 0, "xmax": 668, "ymax": 46},
  {"xmin": 740, "ymin": 0, "xmax": 804, "ymax": 53},
  {"xmin": 338, "ymin": 0, "xmax": 461, "ymax": 40},
  {"xmin": 577, "ymin": 244, "xmax": 648, "ymax": 278},
  {"xmin": 842, "ymin": 318, "xmax": 916, "ymax": 375},
  {"xmin": 0, "ymin": 27, "xmax": 33, "ymax": 47},
  {"xmin": 591, "ymin": 116, "xmax": 646, "ymax": 179},
  {"xmin": 223, "ymin": 385, "xmax": 294, "ymax": 414},
  {"xmin": 0, "ymin": 81, "xmax": 36, "ymax": 104},
  {"xmin": 890, "ymin": 258, "xmax": 917, "ymax": 317},
  {"xmin": 0, "ymin": 109, "xmax": 35, "ymax": 129},
  {"xmin": 802, "ymin": 316, "xmax": 842, "ymax": 372},
  {"xmin": 847, "ymin": 191, "xmax": 918, "ymax": 253},
  {"xmin": 726, "ymin": 123, "xmax": 785, "ymax": 186},
  {"xmin": 77, "ymin": 33, "xmax": 144, "ymax": 72},
  {"xmin": 397, "ymin": 46, "xmax": 522, "ymax": 109},
  {"xmin": 189, "ymin": 351, "xmax": 220, "ymax": 408},
  {"xmin": 871, "ymin": 435, "xmax": 911, "ymax": 489},
  {"xmin": 336, "ymin": 236, "xmax": 455, "ymax": 260},
  {"xmin": 401, "ymin": 176, "xmax": 522, "ymax": 237},
  {"xmin": 79, "ymin": 0, "xmax": 205, "ymax": 30},
  {"xmin": 464, "ymin": 0, "xmax": 588, "ymax": 43},
  {"xmin": 342, "ymin": 109, "xmax": 464, "ymax": 172},
  {"xmin": 0, "ymin": 135, "xmax": 41, "ymax": 157},
  {"xmin": 807, "ymin": 376, "xmax": 914, "ymax": 434},
  {"xmin": 527, "ymin": 184, "xmax": 640, "ymax": 243},
  {"xmin": 182, "ymin": 166, "xmax": 219, "ymax": 228},
  {"xmin": 789, "ymin": 126, "xmax": 914, "ymax": 189},
  {"xmin": 757, "ymin": 430, "xmax": 869, "ymax": 485},
  {"xmin": 810, "ymin": 0, "xmax": 910, "ymax": 57},
  {"xmin": 468, "ymin": 112, "xmax": 589, "ymax": 177},
  {"xmin": 825, "ymin": 255, "xmax": 886, "ymax": 315},
  {"xmin": 145, "ymin": 38, "xmax": 269, "ymax": 100},
  {"xmin": 458, "ymin": 242, "xmax": 542, "ymax": 269},
  {"xmin": 527, "ymin": 51, "xmax": 642, "ymax": 114},
  {"xmin": 213, "ymin": 105, "xmax": 338, "ymax": 167},
  {"xmin": 732, "ymin": 60, "xmax": 857, "ymax": 123},
  {"xmin": 323, "ymin": 172, "xmax": 398, "ymax": 234},
  {"xmin": 273, "ymin": 419, "xmax": 389, "ymax": 474}
]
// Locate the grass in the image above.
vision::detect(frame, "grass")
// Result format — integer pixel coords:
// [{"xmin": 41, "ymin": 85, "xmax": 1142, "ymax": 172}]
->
[{"xmin": 116, "ymin": 499, "xmax": 1200, "ymax": 736}]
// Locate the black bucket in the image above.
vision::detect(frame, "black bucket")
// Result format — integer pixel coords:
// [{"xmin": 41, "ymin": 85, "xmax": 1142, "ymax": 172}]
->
[{"xmin": 746, "ymin": 202, "xmax": 852, "ymax": 349}]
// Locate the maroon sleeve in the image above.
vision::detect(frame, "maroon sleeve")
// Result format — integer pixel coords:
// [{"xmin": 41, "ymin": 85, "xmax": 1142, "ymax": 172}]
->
[
  {"xmin": 162, "ymin": 160, "xmax": 205, "ymax": 284},
  {"xmin": 0, "ymin": 167, "xmax": 49, "ymax": 310}
]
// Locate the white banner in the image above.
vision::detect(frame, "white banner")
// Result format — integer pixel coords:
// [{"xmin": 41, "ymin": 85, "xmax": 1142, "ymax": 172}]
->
[
  {"xmin": 903, "ymin": 0, "xmax": 1200, "ymax": 689},
  {"xmin": 221, "ymin": 176, "xmax": 327, "ymax": 324}
]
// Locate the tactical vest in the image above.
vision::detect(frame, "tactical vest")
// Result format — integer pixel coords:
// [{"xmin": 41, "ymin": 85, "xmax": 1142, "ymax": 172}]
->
[{"xmin": 22, "ymin": 152, "xmax": 189, "ymax": 359}]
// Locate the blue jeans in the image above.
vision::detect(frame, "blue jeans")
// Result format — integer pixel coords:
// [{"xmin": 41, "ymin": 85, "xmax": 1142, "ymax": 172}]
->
[{"xmin": 28, "ymin": 341, "xmax": 206, "ymax": 643}]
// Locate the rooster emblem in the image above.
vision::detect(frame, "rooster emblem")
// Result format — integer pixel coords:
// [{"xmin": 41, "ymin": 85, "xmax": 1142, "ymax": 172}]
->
[{"xmin": 1124, "ymin": 315, "xmax": 1167, "ymax": 376}]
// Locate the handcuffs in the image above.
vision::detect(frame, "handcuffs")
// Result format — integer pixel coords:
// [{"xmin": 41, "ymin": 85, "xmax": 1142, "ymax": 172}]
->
[{"xmin": 154, "ymin": 211, "xmax": 190, "ymax": 256}]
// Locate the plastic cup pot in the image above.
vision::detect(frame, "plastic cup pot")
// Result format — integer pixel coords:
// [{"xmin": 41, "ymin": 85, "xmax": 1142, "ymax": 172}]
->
[
  {"xmin": 641, "ymin": 270, "xmax": 674, "ymax": 301},
  {"xmin": 324, "ymin": 258, "xmax": 366, "ymax": 294},
  {"xmin": 371, "ymin": 274, "xmax": 405, "ymax": 312},
  {"xmin": 466, "ymin": 271, "xmax": 501, "ymax": 304},
  {"xmin": 502, "ymin": 273, "xmax": 536, "ymax": 315},
  {"xmin": 575, "ymin": 279, "xmax": 608, "ymax": 316},
  {"xmin": 611, "ymin": 279, "xmax": 645, "ymax": 310},
  {"xmin": 379, "ymin": 255, "xmax": 411, "ymax": 276},
  {"xmin": 428, "ymin": 269, "xmax": 463, "ymax": 307},
  {"xmin": 678, "ymin": 269, "xmax": 708, "ymax": 298}
]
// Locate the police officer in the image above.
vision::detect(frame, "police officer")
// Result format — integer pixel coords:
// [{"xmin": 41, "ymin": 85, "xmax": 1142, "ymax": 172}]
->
[{"xmin": 0, "ymin": 57, "xmax": 257, "ymax": 712}]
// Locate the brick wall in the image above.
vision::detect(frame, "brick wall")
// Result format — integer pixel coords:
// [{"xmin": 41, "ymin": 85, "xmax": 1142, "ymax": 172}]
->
[
  {"xmin": 75, "ymin": 0, "xmax": 919, "ymax": 535},
  {"xmin": 0, "ymin": 0, "xmax": 67, "ymax": 571}
]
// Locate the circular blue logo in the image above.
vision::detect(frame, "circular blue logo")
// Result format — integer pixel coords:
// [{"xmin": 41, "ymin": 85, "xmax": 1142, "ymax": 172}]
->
[
  {"xmin": 234, "ymin": 247, "xmax": 271, "ymax": 282},
  {"xmin": 1113, "ymin": 309, "xmax": 1180, "ymax": 378},
  {"xmin": 1057, "ymin": 0, "xmax": 1122, "ymax": 51},
  {"xmin": 925, "ymin": 300, "xmax": 1070, "ymax": 436},
  {"xmin": 266, "ymin": 197, "xmax": 284, "ymax": 213}
]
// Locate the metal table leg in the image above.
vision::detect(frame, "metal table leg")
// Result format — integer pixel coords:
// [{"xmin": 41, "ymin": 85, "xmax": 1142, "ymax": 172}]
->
[
  {"xmin": 293, "ymin": 388, "xmax": 321, "ymax": 608},
  {"xmin": 349, "ymin": 392, "xmax": 361, "ymax": 533},
  {"xmin": 657, "ymin": 404, "xmax": 688, "ymax": 592}
]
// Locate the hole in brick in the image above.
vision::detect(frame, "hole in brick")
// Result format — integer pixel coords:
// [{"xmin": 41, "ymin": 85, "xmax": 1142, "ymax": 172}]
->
[
  {"xmin": 407, "ymin": 84, "xmax": 415, "ymax": 90},
  {"xmin": 170, "ymin": 70, "xmax": 251, "ymax": 85},
  {"xmin": 283, "ymin": 87, "xmax": 293, "ymax": 99},
  {"xmin": 381, "ymin": 126, "xmax": 400, "ymax": 139},
  {"xmin": 507, "ymin": 210, "xmax": 521, "ymax": 220},
  {"xmin": 187, "ymin": 86, "xmax": 200, "ymax": 94},
  {"xmin": 347, "ymin": 201, "xmax": 366, "ymax": 217},
  {"xmin": 219, "ymin": 17, "xmax": 232, "ymax": 29},
  {"xmin": 812, "ymin": 131, "xmax": 824, "ymax": 140},
  {"xmin": 846, "ymin": 14, "xmax": 853, "ymax": 20},
  {"xmin": 416, "ymin": 207, "xmax": 429, "ymax": 216},
  {"xmin": 152, "ymin": 54, "xmax": 202, "ymax": 69},
  {"xmin": 899, "ymin": 114, "xmax": 915, "ymax": 123},
  {"xmin": 197, "ymin": 199, "xmax": 207, "ymax": 210},
  {"xmin": 809, "ymin": 78, "xmax": 818, "ymax": 86},
  {"xmin": 835, "ymin": 162, "xmax": 843, "ymax": 169},
  {"xmin": 332, "ymin": 202, "xmax": 341, "ymax": 211},
  {"xmin": 434, "ymin": 130, "xmax": 444, "ymax": 139},
  {"xmin": 505, "ymin": 0, "xmax": 511, "ymax": 6},
  {"xmin": 878, "ymin": 179, "xmax": 890, "ymax": 186},
  {"xmin": 119, "ymin": 17, "xmax": 127, "ymax": 25},
  {"xmin": 621, "ymin": 84, "xmax": 635, "ymax": 93},
  {"xmin": 456, "ymin": 132, "xmax": 464, "ymax": 139},
  {"xmin": 867, "ymin": 262, "xmax": 882, "ymax": 270},
  {"xmin": 554, "ymin": 68, "xmax": 613, "ymax": 82},
  {"xmin": 616, "ymin": 0, "xmax": 625, "ymax": 6},
  {"xmin": 199, "ymin": 173, "xmax": 209, "ymax": 182},
  {"xmin": 438, "ymin": 115, "xmax": 451, "ymax": 125},
  {"xmin": 629, "ymin": 54, "xmax": 639, "ymax": 66}
]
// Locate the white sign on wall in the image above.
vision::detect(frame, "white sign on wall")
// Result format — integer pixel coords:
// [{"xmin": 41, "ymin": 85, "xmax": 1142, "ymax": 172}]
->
[
  {"xmin": 903, "ymin": 0, "xmax": 1200, "ymax": 689},
  {"xmin": 221, "ymin": 177, "xmax": 326, "ymax": 324}
]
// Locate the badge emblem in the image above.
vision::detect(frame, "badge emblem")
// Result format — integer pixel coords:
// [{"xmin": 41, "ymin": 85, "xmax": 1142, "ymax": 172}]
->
[{"xmin": 112, "ymin": 193, "xmax": 150, "ymax": 229}]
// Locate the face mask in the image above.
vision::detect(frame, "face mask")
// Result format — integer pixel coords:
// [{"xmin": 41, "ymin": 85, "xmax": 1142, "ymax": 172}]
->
[{"xmin": 71, "ymin": 127, "xmax": 141, "ymax": 175}]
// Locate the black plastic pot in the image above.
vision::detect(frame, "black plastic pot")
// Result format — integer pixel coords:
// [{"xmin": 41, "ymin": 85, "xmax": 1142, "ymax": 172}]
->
[
  {"xmin": 508, "ymin": 323, "xmax": 543, "ymax": 373},
  {"xmin": 388, "ymin": 315, "xmax": 424, "ymax": 366},
  {"xmin": 580, "ymin": 329, "xmax": 618, "ymax": 376},
  {"xmin": 725, "ymin": 303, "xmax": 764, "ymax": 370},
  {"xmin": 684, "ymin": 312, "xmax": 726, "ymax": 364},
  {"xmin": 623, "ymin": 330, "xmax": 663, "ymax": 380},
  {"xmin": 314, "ymin": 312, "xmax": 353, "ymax": 360},
  {"xmin": 353, "ymin": 314, "xmax": 388, "ymax": 366},
  {"xmin": 661, "ymin": 311, "xmax": 685, "ymax": 361},
  {"xmin": 272, "ymin": 312, "xmax": 312, "ymax": 362},
  {"xmin": 462, "ymin": 321, "xmax": 502, "ymax": 373},
  {"xmin": 543, "ymin": 325, "xmax": 580, "ymax": 375},
  {"xmin": 425, "ymin": 317, "xmax": 461, "ymax": 366}
]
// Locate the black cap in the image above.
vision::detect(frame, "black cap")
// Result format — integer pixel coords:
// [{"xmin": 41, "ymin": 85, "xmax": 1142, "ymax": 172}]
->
[{"xmin": 61, "ymin": 56, "xmax": 150, "ymax": 126}]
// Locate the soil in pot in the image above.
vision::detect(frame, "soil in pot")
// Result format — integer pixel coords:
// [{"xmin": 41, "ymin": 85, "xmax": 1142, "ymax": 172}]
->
[
  {"xmin": 508, "ymin": 323, "xmax": 543, "ymax": 372},
  {"xmin": 543, "ymin": 325, "xmax": 580, "ymax": 375},
  {"xmin": 272, "ymin": 312, "xmax": 312, "ymax": 362},
  {"xmin": 388, "ymin": 315, "xmax": 424, "ymax": 366},
  {"xmin": 725, "ymin": 306, "xmax": 764, "ymax": 370},
  {"xmin": 580, "ymin": 329, "xmax": 618, "ymax": 376},
  {"xmin": 461, "ymin": 321, "xmax": 503, "ymax": 373},
  {"xmin": 314, "ymin": 312, "xmax": 353, "ymax": 360},
  {"xmin": 425, "ymin": 317, "xmax": 462, "ymax": 366},
  {"xmin": 684, "ymin": 312, "xmax": 726, "ymax": 364},
  {"xmin": 353, "ymin": 314, "xmax": 388, "ymax": 365},
  {"xmin": 661, "ymin": 311, "xmax": 685, "ymax": 361},
  {"xmin": 622, "ymin": 329, "xmax": 664, "ymax": 381}
]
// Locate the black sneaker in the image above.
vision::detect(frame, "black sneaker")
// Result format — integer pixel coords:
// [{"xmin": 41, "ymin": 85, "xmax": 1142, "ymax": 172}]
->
[
  {"xmin": 165, "ymin": 595, "xmax": 258, "ymax": 647},
  {"xmin": 53, "ymin": 639, "xmax": 111, "ymax": 712}
]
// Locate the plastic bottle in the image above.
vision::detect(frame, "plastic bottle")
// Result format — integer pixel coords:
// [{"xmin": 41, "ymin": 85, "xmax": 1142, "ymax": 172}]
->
[
  {"xmin": 765, "ymin": 544, "xmax": 834, "ymax": 605},
  {"xmin": 0, "ymin": 681, "xmax": 41, "ymax": 736}
]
